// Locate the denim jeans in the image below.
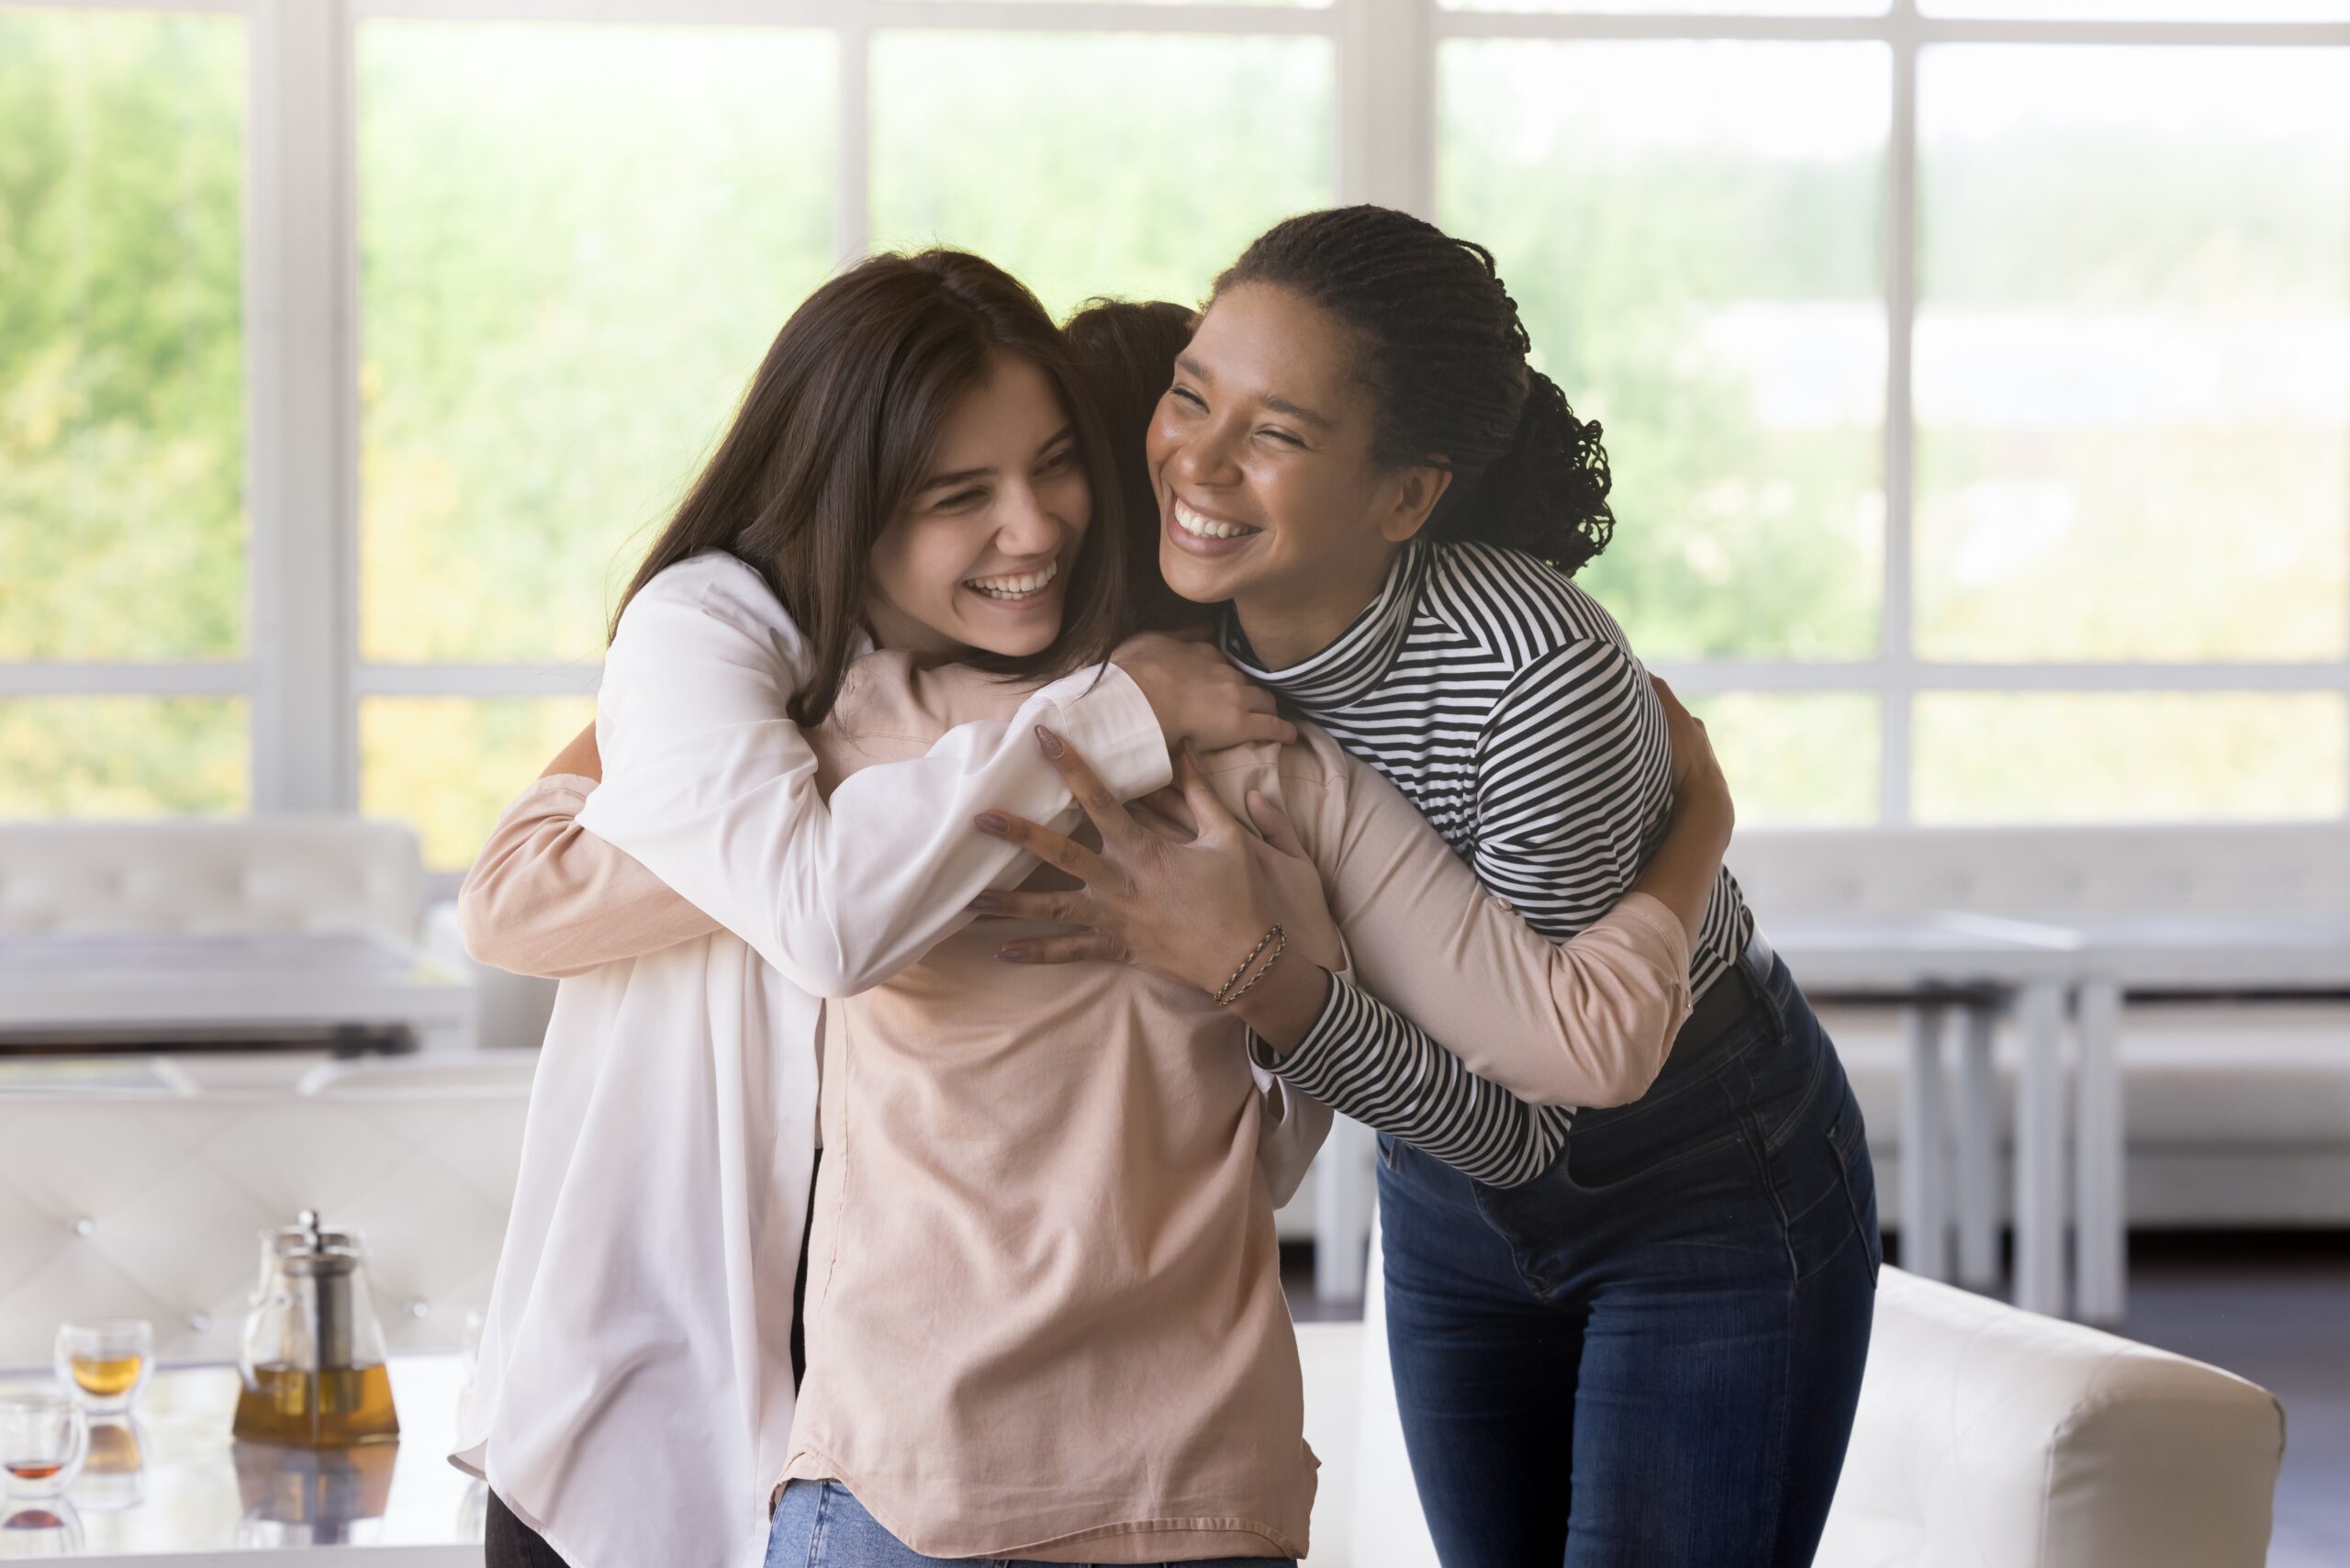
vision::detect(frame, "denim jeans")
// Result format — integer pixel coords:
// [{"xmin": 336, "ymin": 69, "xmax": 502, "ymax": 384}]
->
[
  {"xmin": 764, "ymin": 1480, "xmax": 1296, "ymax": 1568},
  {"xmin": 1379, "ymin": 950, "xmax": 1881, "ymax": 1568}
]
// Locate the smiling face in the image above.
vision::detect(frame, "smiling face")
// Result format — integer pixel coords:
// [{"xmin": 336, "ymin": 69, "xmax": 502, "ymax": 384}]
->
[
  {"xmin": 1145, "ymin": 283, "xmax": 1450, "ymax": 667},
  {"xmin": 865, "ymin": 349, "xmax": 1092, "ymax": 659}
]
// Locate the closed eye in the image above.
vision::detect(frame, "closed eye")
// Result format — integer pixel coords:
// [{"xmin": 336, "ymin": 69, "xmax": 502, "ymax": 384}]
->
[
  {"xmin": 934, "ymin": 487, "xmax": 987, "ymax": 510},
  {"xmin": 1169, "ymin": 386, "xmax": 1207, "ymax": 412}
]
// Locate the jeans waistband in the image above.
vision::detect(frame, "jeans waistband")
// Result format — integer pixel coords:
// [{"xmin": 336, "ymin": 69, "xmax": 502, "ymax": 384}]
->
[{"xmin": 1666, "ymin": 923, "xmax": 1777, "ymax": 1076}]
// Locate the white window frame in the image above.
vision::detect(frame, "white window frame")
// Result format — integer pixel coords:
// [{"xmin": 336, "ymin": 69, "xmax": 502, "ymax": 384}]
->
[{"xmin": 6, "ymin": 0, "xmax": 2347, "ymax": 879}]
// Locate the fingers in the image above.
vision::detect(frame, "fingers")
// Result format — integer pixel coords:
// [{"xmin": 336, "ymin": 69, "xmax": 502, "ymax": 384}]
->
[
  {"xmin": 1141, "ymin": 784, "xmax": 1198, "ymax": 836},
  {"xmin": 1238, "ymin": 711, "xmax": 1300, "ymax": 746},
  {"xmin": 1173, "ymin": 740, "xmax": 1242, "ymax": 835},
  {"xmin": 968, "ymin": 888, "xmax": 1100, "ymax": 928},
  {"xmin": 973, "ymin": 809, "xmax": 1112, "ymax": 885},
  {"xmin": 995, "ymin": 931, "xmax": 1127, "ymax": 966},
  {"xmin": 1033, "ymin": 726, "xmax": 1147, "ymax": 853},
  {"xmin": 1245, "ymin": 790, "xmax": 1307, "ymax": 859}
]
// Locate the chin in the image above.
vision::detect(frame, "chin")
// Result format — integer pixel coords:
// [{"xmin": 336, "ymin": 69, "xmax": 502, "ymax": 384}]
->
[{"xmin": 1157, "ymin": 538, "xmax": 1233, "ymax": 606}]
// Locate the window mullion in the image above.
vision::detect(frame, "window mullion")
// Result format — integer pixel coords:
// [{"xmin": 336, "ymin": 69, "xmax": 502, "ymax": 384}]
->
[
  {"xmin": 247, "ymin": 0, "xmax": 354, "ymax": 814},
  {"xmin": 1881, "ymin": 2, "xmax": 1920, "ymax": 828}
]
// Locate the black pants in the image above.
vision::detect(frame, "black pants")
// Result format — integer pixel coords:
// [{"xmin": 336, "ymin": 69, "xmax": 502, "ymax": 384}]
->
[
  {"xmin": 484, "ymin": 1149, "xmax": 824, "ymax": 1567},
  {"xmin": 485, "ymin": 1490, "xmax": 569, "ymax": 1568}
]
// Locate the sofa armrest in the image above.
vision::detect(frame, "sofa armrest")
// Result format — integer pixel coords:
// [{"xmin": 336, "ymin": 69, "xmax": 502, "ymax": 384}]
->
[{"xmin": 1819, "ymin": 1266, "xmax": 2284, "ymax": 1568}]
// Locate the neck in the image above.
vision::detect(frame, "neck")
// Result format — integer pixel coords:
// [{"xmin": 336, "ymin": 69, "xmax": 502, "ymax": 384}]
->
[
  {"xmin": 862, "ymin": 598, "xmax": 962, "ymax": 658},
  {"xmin": 1231, "ymin": 538, "xmax": 1401, "ymax": 672}
]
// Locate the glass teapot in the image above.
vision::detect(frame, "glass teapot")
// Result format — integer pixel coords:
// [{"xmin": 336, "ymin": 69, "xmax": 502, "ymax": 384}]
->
[{"xmin": 232, "ymin": 1211, "xmax": 399, "ymax": 1448}]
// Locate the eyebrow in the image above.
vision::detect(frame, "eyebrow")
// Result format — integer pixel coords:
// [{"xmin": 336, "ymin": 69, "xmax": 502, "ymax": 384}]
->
[
  {"xmin": 916, "ymin": 424, "xmax": 1077, "ymax": 495},
  {"xmin": 1175, "ymin": 354, "xmax": 1334, "ymax": 431}
]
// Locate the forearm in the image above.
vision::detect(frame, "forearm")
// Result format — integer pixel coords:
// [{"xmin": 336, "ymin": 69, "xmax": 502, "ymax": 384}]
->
[
  {"xmin": 459, "ymin": 776, "xmax": 721, "ymax": 978},
  {"xmin": 1629, "ymin": 790, "xmax": 1734, "ymax": 946},
  {"xmin": 1246, "ymin": 974, "xmax": 1567, "ymax": 1187}
]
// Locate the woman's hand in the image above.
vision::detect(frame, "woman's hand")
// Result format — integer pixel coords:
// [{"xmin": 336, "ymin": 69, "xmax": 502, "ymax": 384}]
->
[
  {"xmin": 1628, "ymin": 676, "xmax": 1736, "ymax": 946},
  {"xmin": 1651, "ymin": 675, "xmax": 1731, "ymax": 852},
  {"xmin": 969, "ymin": 730, "xmax": 1341, "ymax": 993},
  {"xmin": 1113, "ymin": 631, "xmax": 1297, "ymax": 753}
]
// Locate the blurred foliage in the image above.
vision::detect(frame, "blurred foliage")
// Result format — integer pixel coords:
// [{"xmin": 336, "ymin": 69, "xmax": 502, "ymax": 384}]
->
[
  {"xmin": 0, "ymin": 698, "xmax": 245, "ymax": 816},
  {"xmin": 360, "ymin": 697, "xmax": 597, "ymax": 868},
  {"xmin": 357, "ymin": 20, "xmax": 837, "ymax": 666},
  {"xmin": 870, "ymin": 32, "xmax": 1332, "ymax": 320},
  {"xmin": 1915, "ymin": 693, "xmax": 2346, "ymax": 823},
  {"xmin": 1439, "ymin": 40, "xmax": 1889, "ymax": 664},
  {"xmin": 4, "ymin": 19, "xmax": 2344, "ymax": 849},
  {"xmin": 1685, "ymin": 692, "xmax": 1880, "ymax": 826},
  {"xmin": 0, "ymin": 10, "xmax": 245, "ymax": 662}
]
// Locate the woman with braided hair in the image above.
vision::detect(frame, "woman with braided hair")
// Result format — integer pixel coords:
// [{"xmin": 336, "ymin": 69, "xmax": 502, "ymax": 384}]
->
[{"xmin": 1015, "ymin": 207, "xmax": 1880, "ymax": 1566}]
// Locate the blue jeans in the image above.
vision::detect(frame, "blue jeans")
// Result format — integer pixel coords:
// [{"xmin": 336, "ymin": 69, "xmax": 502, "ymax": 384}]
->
[
  {"xmin": 1380, "ymin": 950, "xmax": 1880, "ymax": 1568},
  {"xmin": 764, "ymin": 1480, "xmax": 1295, "ymax": 1568}
]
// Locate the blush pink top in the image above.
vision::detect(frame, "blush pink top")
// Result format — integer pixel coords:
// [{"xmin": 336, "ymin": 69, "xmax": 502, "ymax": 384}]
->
[{"xmin": 464, "ymin": 653, "xmax": 1694, "ymax": 1563}]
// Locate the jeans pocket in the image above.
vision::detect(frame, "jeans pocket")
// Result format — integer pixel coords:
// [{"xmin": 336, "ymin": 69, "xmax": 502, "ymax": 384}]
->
[{"xmin": 1377, "ymin": 1131, "xmax": 1404, "ymax": 1172}]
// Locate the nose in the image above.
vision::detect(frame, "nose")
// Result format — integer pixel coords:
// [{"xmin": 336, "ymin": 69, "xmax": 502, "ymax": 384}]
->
[
  {"xmin": 994, "ymin": 480, "xmax": 1062, "ymax": 559},
  {"xmin": 1169, "ymin": 416, "xmax": 1243, "ymax": 490}
]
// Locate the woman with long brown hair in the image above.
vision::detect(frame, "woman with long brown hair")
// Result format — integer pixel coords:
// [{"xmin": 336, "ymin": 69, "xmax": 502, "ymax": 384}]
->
[{"xmin": 453, "ymin": 250, "xmax": 1296, "ymax": 1568}]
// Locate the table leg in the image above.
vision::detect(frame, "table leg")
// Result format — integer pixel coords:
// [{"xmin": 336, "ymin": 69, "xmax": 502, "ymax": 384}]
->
[
  {"xmin": 1954, "ymin": 1002, "xmax": 2001, "ymax": 1290},
  {"xmin": 2075, "ymin": 977, "xmax": 2128, "ymax": 1325},
  {"xmin": 1315, "ymin": 1114, "xmax": 1377, "ymax": 1304},
  {"xmin": 2012, "ymin": 980, "xmax": 2069, "ymax": 1317},
  {"xmin": 1899, "ymin": 1003, "xmax": 1951, "ymax": 1283}
]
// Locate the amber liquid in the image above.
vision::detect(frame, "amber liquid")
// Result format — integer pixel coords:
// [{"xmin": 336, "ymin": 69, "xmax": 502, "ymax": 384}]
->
[
  {"xmin": 231, "ymin": 1363, "xmax": 399, "ymax": 1448},
  {"xmin": 3, "ymin": 1461, "xmax": 63, "ymax": 1481},
  {"xmin": 69, "ymin": 1353, "xmax": 144, "ymax": 1399}
]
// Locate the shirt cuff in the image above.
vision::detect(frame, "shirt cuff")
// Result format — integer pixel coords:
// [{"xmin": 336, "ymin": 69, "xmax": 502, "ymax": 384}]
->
[
  {"xmin": 500, "ymin": 773, "xmax": 597, "ymax": 820},
  {"xmin": 1246, "ymin": 962, "xmax": 1351, "ymax": 1081},
  {"xmin": 1039, "ymin": 663, "xmax": 1173, "ymax": 802},
  {"xmin": 1606, "ymin": 891, "xmax": 1697, "ymax": 1012}
]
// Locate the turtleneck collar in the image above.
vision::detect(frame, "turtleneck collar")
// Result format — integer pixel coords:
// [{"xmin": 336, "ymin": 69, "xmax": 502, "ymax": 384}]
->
[{"xmin": 1219, "ymin": 540, "xmax": 1428, "ymax": 711}]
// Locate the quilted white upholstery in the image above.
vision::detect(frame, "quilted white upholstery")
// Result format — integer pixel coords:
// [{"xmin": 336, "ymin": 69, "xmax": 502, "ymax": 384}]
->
[
  {"xmin": 0, "ymin": 819, "xmax": 425, "ymax": 940},
  {"xmin": 0, "ymin": 1055, "xmax": 532, "ymax": 1367},
  {"xmin": 1348, "ymin": 1225, "xmax": 2284, "ymax": 1568}
]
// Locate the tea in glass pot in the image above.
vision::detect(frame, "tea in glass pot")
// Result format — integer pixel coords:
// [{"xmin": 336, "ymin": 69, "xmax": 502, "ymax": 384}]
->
[{"xmin": 231, "ymin": 1211, "xmax": 399, "ymax": 1448}]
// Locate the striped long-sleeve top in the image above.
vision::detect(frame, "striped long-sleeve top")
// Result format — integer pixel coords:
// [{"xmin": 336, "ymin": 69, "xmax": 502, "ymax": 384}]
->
[{"xmin": 1237, "ymin": 537, "xmax": 1755, "ymax": 1187}]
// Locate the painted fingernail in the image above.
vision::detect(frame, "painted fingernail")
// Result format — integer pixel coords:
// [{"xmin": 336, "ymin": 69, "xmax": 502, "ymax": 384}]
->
[
  {"xmin": 969, "ymin": 894, "xmax": 1000, "ymax": 913},
  {"xmin": 975, "ymin": 812, "xmax": 1008, "ymax": 834},
  {"xmin": 1035, "ymin": 725, "xmax": 1065, "ymax": 757},
  {"xmin": 998, "ymin": 946, "xmax": 1026, "ymax": 963}
]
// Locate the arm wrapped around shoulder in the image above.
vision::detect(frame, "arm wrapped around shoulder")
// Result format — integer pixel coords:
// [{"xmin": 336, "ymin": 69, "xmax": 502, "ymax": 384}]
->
[{"xmin": 458, "ymin": 776, "xmax": 718, "ymax": 979}]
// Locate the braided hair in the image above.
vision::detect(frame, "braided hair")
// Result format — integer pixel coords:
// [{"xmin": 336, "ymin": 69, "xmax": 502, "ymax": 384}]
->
[{"xmin": 1215, "ymin": 206, "xmax": 1615, "ymax": 575}]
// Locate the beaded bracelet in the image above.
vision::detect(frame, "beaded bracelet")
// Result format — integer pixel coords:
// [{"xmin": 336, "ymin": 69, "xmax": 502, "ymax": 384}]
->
[{"xmin": 1215, "ymin": 924, "xmax": 1288, "ymax": 1008}]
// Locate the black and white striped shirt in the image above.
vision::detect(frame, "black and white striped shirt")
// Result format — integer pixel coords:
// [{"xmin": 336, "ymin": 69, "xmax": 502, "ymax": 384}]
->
[{"xmin": 1237, "ymin": 538, "xmax": 1754, "ymax": 1187}]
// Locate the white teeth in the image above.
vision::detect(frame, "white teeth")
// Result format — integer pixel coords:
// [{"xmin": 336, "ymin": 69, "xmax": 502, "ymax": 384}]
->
[
  {"xmin": 1174, "ymin": 499, "xmax": 1254, "ymax": 541},
  {"xmin": 965, "ymin": 562, "xmax": 1058, "ymax": 599}
]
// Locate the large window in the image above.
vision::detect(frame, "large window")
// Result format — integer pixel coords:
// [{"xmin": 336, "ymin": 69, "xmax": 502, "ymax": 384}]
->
[
  {"xmin": 4, "ymin": 0, "xmax": 2344, "ymax": 875},
  {"xmin": 0, "ymin": 6, "xmax": 247, "ymax": 815}
]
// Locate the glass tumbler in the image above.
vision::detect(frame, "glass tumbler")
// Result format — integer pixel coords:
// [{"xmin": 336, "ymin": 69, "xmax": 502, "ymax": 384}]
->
[
  {"xmin": 54, "ymin": 1321, "xmax": 152, "ymax": 1415},
  {"xmin": 0, "ymin": 1395, "xmax": 88, "ymax": 1498}
]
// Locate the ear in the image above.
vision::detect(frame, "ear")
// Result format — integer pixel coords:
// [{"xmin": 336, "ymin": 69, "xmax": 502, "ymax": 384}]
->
[{"xmin": 1378, "ymin": 464, "xmax": 1454, "ymax": 545}]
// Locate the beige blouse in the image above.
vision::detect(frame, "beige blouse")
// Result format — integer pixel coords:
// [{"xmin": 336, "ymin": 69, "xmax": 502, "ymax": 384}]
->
[{"xmin": 464, "ymin": 655, "xmax": 1693, "ymax": 1563}]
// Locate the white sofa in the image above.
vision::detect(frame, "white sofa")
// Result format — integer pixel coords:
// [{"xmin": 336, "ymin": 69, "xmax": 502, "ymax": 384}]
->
[
  {"xmin": 1337, "ymin": 1226, "xmax": 2285, "ymax": 1568},
  {"xmin": 0, "ymin": 1052, "xmax": 533, "ymax": 1367}
]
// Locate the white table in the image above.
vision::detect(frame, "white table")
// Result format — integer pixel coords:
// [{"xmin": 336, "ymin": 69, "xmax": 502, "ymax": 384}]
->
[
  {"xmin": 0, "ymin": 1358, "xmax": 478, "ymax": 1565},
  {"xmin": 1770, "ymin": 913, "xmax": 2086, "ymax": 1318},
  {"xmin": 2050, "ymin": 912, "xmax": 2350, "ymax": 1326},
  {"xmin": 0, "ymin": 934, "xmax": 472, "ymax": 1047}
]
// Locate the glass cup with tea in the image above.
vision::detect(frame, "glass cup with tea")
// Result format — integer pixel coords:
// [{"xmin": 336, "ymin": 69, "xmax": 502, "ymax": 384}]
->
[
  {"xmin": 1, "ymin": 1394, "xmax": 88, "ymax": 1499},
  {"xmin": 54, "ymin": 1320, "xmax": 152, "ymax": 1415}
]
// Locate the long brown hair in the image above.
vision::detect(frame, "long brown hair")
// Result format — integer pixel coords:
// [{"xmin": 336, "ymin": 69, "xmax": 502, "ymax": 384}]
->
[
  {"xmin": 1063, "ymin": 297, "xmax": 1199, "ymax": 636},
  {"xmin": 613, "ymin": 249, "xmax": 1129, "ymax": 725}
]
